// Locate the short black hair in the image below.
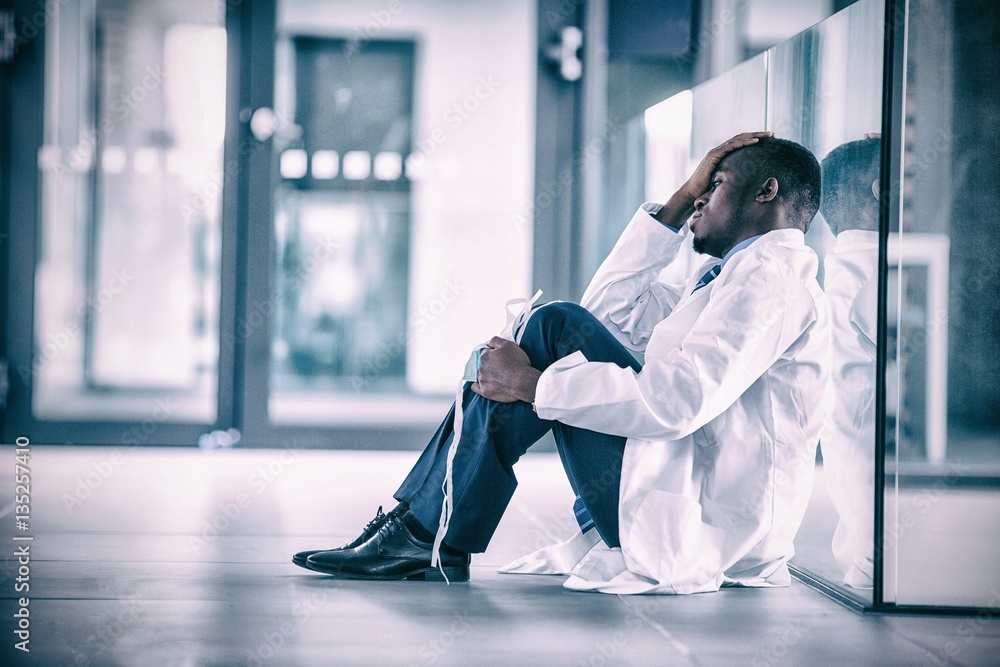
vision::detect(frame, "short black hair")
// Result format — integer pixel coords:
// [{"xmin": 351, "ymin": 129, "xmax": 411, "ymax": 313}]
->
[
  {"xmin": 736, "ymin": 137, "xmax": 822, "ymax": 232},
  {"xmin": 819, "ymin": 138, "xmax": 880, "ymax": 235}
]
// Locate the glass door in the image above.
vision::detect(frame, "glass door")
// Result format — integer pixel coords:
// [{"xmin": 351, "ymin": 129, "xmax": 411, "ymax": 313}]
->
[
  {"xmin": 237, "ymin": 0, "xmax": 539, "ymax": 448},
  {"xmin": 4, "ymin": 0, "xmax": 231, "ymax": 445}
]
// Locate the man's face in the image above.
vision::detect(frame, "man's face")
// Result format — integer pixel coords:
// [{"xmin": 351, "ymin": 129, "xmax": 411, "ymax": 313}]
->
[{"xmin": 690, "ymin": 153, "xmax": 757, "ymax": 258}]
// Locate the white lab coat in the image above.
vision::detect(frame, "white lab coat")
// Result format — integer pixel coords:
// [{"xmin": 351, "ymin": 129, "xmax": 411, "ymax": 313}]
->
[
  {"xmin": 820, "ymin": 230, "xmax": 878, "ymax": 588},
  {"xmin": 500, "ymin": 207, "xmax": 830, "ymax": 594}
]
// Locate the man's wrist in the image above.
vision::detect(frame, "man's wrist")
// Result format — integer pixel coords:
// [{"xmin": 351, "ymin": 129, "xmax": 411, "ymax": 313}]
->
[
  {"xmin": 646, "ymin": 193, "xmax": 695, "ymax": 230},
  {"xmin": 519, "ymin": 367, "xmax": 543, "ymax": 405}
]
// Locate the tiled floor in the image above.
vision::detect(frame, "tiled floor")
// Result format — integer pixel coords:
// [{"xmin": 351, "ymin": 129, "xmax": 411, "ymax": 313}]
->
[{"xmin": 1, "ymin": 446, "xmax": 999, "ymax": 666}]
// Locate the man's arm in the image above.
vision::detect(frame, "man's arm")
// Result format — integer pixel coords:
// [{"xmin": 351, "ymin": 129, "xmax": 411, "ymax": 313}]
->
[
  {"xmin": 535, "ymin": 253, "xmax": 819, "ymax": 440},
  {"xmin": 471, "ymin": 131, "xmax": 773, "ymax": 405},
  {"xmin": 580, "ymin": 131, "xmax": 775, "ymax": 351}
]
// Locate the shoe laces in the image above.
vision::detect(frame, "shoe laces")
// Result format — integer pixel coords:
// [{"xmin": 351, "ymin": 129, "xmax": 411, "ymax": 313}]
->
[
  {"xmin": 363, "ymin": 506, "xmax": 386, "ymax": 533},
  {"xmin": 383, "ymin": 513, "xmax": 401, "ymax": 533},
  {"xmin": 375, "ymin": 513, "xmax": 404, "ymax": 544}
]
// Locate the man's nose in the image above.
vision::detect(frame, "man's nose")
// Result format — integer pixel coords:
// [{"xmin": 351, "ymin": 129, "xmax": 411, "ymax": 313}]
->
[{"xmin": 694, "ymin": 192, "xmax": 710, "ymax": 210}]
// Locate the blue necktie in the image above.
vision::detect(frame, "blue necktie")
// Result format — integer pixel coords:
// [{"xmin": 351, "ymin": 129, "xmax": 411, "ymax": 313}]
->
[
  {"xmin": 693, "ymin": 264, "xmax": 722, "ymax": 291},
  {"xmin": 573, "ymin": 496, "xmax": 595, "ymax": 533}
]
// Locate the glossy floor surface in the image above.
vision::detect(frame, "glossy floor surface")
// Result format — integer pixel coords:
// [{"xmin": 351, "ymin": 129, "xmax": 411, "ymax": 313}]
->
[{"xmin": 1, "ymin": 446, "xmax": 999, "ymax": 666}]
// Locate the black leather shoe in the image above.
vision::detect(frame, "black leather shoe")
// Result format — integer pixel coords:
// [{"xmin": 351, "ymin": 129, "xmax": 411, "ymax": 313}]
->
[
  {"xmin": 292, "ymin": 503, "xmax": 407, "ymax": 571},
  {"xmin": 305, "ymin": 513, "xmax": 470, "ymax": 582}
]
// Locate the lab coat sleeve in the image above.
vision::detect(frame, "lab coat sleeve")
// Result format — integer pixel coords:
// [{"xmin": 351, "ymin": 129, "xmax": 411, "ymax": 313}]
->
[
  {"xmin": 851, "ymin": 276, "xmax": 878, "ymax": 352},
  {"xmin": 580, "ymin": 207, "xmax": 690, "ymax": 353},
  {"xmin": 535, "ymin": 246, "xmax": 818, "ymax": 441}
]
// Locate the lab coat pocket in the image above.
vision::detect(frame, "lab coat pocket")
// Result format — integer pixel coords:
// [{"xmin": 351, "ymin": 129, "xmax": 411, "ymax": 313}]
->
[{"xmin": 625, "ymin": 489, "xmax": 728, "ymax": 594}]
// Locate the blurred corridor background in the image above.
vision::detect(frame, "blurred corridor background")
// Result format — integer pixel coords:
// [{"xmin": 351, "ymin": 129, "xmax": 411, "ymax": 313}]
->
[
  {"xmin": 1, "ymin": 0, "xmax": 999, "ymax": 616},
  {"xmin": 4, "ymin": 0, "xmax": 856, "ymax": 445}
]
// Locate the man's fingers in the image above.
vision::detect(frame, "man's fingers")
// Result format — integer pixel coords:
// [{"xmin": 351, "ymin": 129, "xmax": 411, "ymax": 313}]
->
[
  {"xmin": 717, "ymin": 131, "xmax": 774, "ymax": 153},
  {"xmin": 731, "ymin": 130, "xmax": 774, "ymax": 143},
  {"xmin": 488, "ymin": 336, "xmax": 508, "ymax": 349},
  {"xmin": 721, "ymin": 131, "xmax": 773, "ymax": 147},
  {"xmin": 699, "ymin": 132, "xmax": 774, "ymax": 173}
]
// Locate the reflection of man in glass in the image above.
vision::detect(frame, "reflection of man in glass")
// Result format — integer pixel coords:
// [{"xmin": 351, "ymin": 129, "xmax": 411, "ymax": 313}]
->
[
  {"xmin": 293, "ymin": 133, "xmax": 830, "ymax": 595},
  {"xmin": 819, "ymin": 137, "xmax": 880, "ymax": 588}
]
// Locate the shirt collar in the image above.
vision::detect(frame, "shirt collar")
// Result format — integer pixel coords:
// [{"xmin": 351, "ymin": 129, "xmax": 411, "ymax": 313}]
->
[{"xmin": 718, "ymin": 234, "xmax": 762, "ymax": 270}]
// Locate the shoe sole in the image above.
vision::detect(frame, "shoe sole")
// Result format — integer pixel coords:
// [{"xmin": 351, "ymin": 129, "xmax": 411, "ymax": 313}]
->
[{"xmin": 307, "ymin": 565, "xmax": 470, "ymax": 582}]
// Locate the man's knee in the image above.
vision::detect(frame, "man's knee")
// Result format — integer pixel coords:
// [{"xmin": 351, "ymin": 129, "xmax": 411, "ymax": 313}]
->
[{"xmin": 521, "ymin": 301, "xmax": 595, "ymax": 343}]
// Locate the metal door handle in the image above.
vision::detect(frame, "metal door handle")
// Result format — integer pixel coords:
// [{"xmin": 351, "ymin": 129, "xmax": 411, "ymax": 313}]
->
[
  {"xmin": 545, "ymin": 26, "xmax": 583, "ymax": 82},
  {"xmin": 248, "ymin": 107, "xmax": 278, "ymax": 142}
]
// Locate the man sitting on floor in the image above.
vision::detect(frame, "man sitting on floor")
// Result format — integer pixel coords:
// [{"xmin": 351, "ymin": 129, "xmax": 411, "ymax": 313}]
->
[{"xmin": 292, "ymin": 132, "xmax": 829, "ymax": 595}]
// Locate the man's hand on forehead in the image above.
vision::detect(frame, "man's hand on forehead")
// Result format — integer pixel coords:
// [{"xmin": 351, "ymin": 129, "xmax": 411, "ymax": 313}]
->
[
  {"xmin": 651, "ymin": 131, "xmax": 774, "ymax": 231},
  {"xmin": 681, "ymin": 132, "xmax": 774, "ymax": 202}
]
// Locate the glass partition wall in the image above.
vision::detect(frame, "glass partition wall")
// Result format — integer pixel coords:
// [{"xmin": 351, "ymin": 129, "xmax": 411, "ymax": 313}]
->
[
  {"xmin": 768, "ymin": 0, "xmax": 885, "ymax": 610},
  {"xmin": 881, "ymin": 0, "xmax": 1000, "ymax": 611},
  {"xmin": 646, "ymin": 0, "xmax": 1000, "ymax": 613}
]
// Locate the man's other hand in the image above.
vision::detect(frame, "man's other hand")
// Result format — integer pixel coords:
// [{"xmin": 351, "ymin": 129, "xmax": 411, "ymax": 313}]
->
[{"xmin": 471, "ymin": 337, "xmax": 542, "ymax": 404}]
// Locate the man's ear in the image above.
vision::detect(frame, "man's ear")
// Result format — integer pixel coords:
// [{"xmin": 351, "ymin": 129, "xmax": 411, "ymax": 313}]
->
[{"xmin": 756, "ymin": 177, "xmax": 779, "ymax": 203}]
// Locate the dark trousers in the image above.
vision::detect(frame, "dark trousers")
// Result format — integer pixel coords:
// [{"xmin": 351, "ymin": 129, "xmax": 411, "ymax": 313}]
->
[{"xmin": 394, "ymin": 302, "xmax": 642, "ymax": 554}]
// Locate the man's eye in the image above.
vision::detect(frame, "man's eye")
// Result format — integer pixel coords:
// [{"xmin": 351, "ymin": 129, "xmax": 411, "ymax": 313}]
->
[{"xmin": 711, "ymin": 180, "xmax": 722, "ymax": 189}]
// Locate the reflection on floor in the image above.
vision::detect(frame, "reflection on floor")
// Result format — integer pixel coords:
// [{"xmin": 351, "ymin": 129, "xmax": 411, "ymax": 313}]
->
[
  {"xmin": 2, "ymin": 447, "xmax": 999, "ymax": 666},
  {"xmin": 795, "ymin": 464, "xmax": 1000, "ymax": 608},
  {"xmin": 790, "ymin": 464, "xmax": 860, "ymax": 599}
]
